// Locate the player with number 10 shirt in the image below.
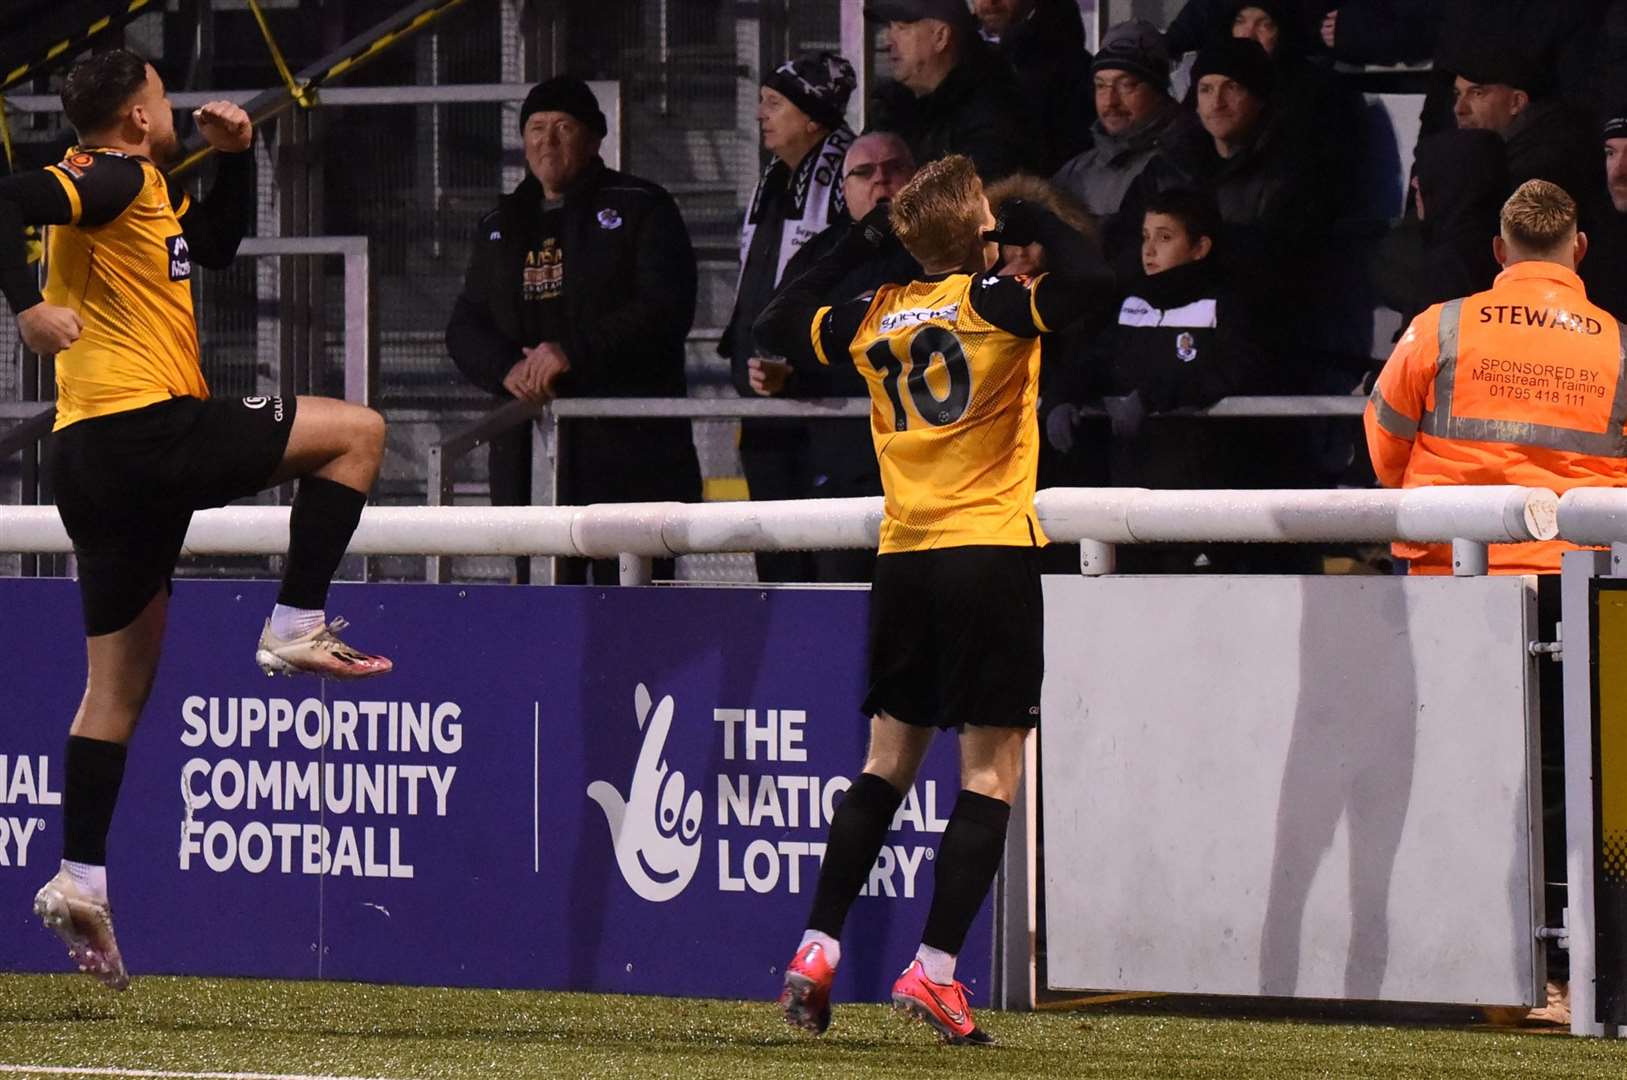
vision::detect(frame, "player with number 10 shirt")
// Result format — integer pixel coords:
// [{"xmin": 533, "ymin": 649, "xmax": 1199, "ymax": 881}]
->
[{"xmin": 754, "ymin": 155, "xmax": 1115, "ymax": 1044}]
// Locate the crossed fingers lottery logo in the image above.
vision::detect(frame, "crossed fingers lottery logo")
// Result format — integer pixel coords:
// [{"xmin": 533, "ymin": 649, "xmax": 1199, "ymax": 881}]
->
[{"xmin": 587, "ymin": 684, "xmax": 703, "ymax": 902}]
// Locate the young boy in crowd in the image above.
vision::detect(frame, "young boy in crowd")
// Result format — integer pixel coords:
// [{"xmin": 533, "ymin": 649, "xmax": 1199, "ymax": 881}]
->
[{"xmin": 1046, "ymin": 188, "xmax": 1273, "ymax": 569}]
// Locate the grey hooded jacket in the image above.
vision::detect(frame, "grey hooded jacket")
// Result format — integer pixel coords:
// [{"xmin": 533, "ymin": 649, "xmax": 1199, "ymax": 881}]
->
[{"xmin": 1051, "ymin": 98, "xmax": 1192, "ymax": 218}]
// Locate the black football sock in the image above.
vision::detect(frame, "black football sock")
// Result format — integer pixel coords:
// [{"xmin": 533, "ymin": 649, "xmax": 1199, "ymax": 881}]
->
[
  {"xmin": 805, "ymin": 772, "xmax": 906, "ymax": 938},
  {"xmin": 277, "ymin": 476, "xmax": 367, "ymax": 610},
  {"xmin": 921, "ymin": 790, "xmax": 1011, "ymax": 955},
  {"xmin": 62, "ymin": 735, "xmax": 128, "ymax": 865}
]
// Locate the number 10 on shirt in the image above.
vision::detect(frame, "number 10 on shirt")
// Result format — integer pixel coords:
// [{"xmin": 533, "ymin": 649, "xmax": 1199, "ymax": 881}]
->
[{"xmin": 865, "ymin": 326, "xmax": 974, "ymax": 431}]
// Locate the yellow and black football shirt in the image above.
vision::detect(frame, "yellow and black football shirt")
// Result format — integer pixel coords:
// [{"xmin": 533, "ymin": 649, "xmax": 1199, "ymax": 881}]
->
[
  {"xmin": 808, "ymin": 272, "xmax": 1052, "ymax": 554},
  {"xmin": 0, "ymin": 145, "xmax": 252, "ymax": 431},
  {"xmin": 44, "ymin": 148, "xmax": 207, "ymax": 429}
]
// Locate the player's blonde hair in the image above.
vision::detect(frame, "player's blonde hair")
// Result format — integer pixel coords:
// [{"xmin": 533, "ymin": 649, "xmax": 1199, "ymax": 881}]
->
[
  {"xmin": 888, "ymin": 155, "xmax": 987, "ymax": 273},
  {"xmin": 1500, "ymin": 179, "xmax": 1578, "ymax": 257}
]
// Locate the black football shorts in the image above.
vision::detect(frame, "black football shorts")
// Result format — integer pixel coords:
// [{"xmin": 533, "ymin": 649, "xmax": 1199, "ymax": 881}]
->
[
  {"xmin": 862, "ymin": 545, "xmax": 1044, "ymax": 730},
  {"xmin": 51, "ymin": 395, "xmax": 297, "ymax": 636}
]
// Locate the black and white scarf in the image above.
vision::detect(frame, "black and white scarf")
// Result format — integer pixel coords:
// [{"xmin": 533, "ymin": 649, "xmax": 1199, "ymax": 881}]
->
[{"xmin": 737, "ymin": 126, "xmax": 856, "ymax": 288}]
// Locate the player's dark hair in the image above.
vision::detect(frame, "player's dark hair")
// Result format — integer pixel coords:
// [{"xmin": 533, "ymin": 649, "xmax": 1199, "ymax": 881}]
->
[
  {"xmin": 61, "ymin": 49, "xmax": 150, "ymax": 136},
  {"xmin": 1144, "ymin": 187, "xmax": 1222, "ymax": 246}
]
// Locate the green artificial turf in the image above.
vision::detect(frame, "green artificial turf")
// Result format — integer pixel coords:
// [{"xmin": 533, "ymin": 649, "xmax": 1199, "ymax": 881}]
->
[{"xmin": 0, "ymin": 974, "xmax": 1622, "ymax": 1079}]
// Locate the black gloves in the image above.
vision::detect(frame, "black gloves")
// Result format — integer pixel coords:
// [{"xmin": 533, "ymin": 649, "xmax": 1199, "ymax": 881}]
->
[
  {"xmin": 984, "ymin": 198, "xmax": 1055, "ymax": 248},
  {"xmin": 855, "ymin": 201, "xmax": 894, "ymax": 248}
]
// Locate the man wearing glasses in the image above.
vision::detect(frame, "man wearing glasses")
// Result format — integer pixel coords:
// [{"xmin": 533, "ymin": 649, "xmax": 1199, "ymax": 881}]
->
[
  {"xmin": 748, "ymin": 133, "xmax": 920, "ymax": 582},
  {"xmin": 1053, "ymin": 19, "xmax": 1194, "ymax": 222}
]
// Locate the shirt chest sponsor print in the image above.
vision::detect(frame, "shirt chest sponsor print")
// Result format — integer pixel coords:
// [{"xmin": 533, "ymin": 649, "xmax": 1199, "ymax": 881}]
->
[
  {"xmin": 166, "ymin": 234, "xmax": 192, "ymax": 282},
  {"xmin": 523, "ymin": 240, "xmax": 564, "ymax": 302}
]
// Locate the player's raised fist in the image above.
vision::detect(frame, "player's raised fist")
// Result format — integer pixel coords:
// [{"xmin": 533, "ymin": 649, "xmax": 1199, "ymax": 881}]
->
[
  {"xmin": 17, "ymin": 303, "xmax": 82, "ymax": 355},
  {"xmin": 984, "ymin": 198, "xmax": 1050, "ymax": 248},
  {"xmin": 194, "ymin": 101, "xmax": 252, "ymax": 152}
]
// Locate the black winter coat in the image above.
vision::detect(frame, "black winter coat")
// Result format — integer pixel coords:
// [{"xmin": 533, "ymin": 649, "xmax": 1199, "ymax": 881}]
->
[
  {"xmin": 1586, "ymin": 211, "xmax": 1627, "ymax": 323},
  {"xmin": 992, "ymin": 0, "xmax": 1095, "ymax": 174},
  {"xmin": 1505, "ymin": 98, "xmax": 1608, "ymax": 227},
  {"xmin": 1371, "ymin": 128, "xmax": 1505, "ymax": 328},
  {"xmin": 1120, "ymin": 113, "xmax": 1332, "ymax": 285},
  {"xmin": 1600, "ymin": 0, "xmax": 1627, "ymax": 110},
  {"xmin": 1055, "ymin": 257, "xmax": 1269, "ymax": 489},
  {"xmin": 870, "ymin": 41, "xmax": 1041, "ymax": 181},
  {"xmin": 1325, "ymin": 0, "xmax": 1440, "ymax": 64},
  {"xmin": 447, "ymin": 159, "xmax": 696, "ymax": 399},
  {"xmin": 445, "ymin": 159, "xmax": 701, "ymax": 504}
]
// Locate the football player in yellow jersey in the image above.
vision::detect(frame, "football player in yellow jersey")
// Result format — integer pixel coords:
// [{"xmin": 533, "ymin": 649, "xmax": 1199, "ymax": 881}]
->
[
  {"xmin": 756, "ymin": 155, "xmax": 1113, "ymax": 1043},
  {"xmin": 0, "ymin": 50, "xmax": 392, "ymax": 990}
]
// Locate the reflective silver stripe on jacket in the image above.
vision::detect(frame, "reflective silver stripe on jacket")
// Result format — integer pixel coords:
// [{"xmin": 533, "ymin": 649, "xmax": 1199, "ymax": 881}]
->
[
  {"xmin": 1416, "ymin": 299, "xmax": 1627, "ymax": 457},
  {"xmin": 1368, "ymin": 384, "xmax": 1418, "ymax": 439}
]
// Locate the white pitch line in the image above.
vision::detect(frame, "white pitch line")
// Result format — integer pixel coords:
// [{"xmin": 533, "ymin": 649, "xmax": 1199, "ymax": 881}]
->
[{"xmin": 0, "ymin": 1065, "xmax": 408, "ymax": 1080}]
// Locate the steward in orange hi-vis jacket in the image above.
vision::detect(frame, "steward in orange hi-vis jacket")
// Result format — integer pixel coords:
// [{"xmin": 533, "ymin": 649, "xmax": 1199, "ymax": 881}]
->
[{"xmin": 1366, "ymin": 180, "xmax": 1627, "ymax": 574}]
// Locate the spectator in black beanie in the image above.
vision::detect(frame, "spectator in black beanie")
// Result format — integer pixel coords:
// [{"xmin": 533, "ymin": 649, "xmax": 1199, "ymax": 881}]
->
[
  {"xmin": 446, "ymin": 76, "xmax": 701, "ymax": 583},
  {"xmin": 721, "ymin": 50, "xmax": 859, "ymax": 583},
  {"xmin": 1054, "ymin": 19, "xmax": 1200, "ymax": 227},
  {"xmin": 1223, "ymin": 1, "xmax": 1366, "ymax": 213},
  {"xmin": 1190, "ymin": 36, "xmax": 1276, "ymax": 158}
]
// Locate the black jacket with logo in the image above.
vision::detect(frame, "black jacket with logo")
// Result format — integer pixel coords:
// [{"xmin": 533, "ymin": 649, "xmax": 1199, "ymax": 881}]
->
[
  {"xmin": 448, "ymin": 159, "xmax": 696, "ymax": 399},
  {"xmin": 445, "ymin": 159, "xmax": 700, "ymax": 503},
  {"xmin": 1054, "ymin": 257, "xmax": 1270, "ymax": 489}
]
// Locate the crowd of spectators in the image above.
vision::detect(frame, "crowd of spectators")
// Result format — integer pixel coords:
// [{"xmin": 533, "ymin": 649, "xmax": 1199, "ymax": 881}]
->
[{"xmin": 451, "ymin": 0, "xmax": 1627, "ymax": 580}]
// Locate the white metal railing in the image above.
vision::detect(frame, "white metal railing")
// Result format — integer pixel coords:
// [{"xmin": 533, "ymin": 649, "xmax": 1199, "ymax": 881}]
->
[
  {"xmin": 237, "ymin": 236, "xmax": 375, "ymax": 406},
  {"xmin": 0, "ymin": 486, "xmax": 1560, "ymax": 585},
  {"xmin": 427, "ymin": 394, "xmax": 1373, "ymax": 581},
  {"xmin": 1556, "ymin": 488, "xmax": 1627, "ymax": 548}
]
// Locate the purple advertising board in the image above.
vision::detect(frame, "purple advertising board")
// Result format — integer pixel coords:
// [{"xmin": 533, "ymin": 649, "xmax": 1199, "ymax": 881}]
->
[{"xmin": 0, "ymin": 579, "xmax": 990, "ymax": 1004}]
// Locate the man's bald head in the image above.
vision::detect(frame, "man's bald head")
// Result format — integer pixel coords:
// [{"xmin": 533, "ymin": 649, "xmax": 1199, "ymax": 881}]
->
[{"xmin": 844, "ymin": 132, "xmax": 918, "ymax": 220}]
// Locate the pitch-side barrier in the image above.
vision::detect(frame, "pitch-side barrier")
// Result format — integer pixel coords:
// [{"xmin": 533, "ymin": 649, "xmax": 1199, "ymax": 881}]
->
[
  {"xmin": 0, "ymin": 483, "xmax": 1559, "ymax": 578},
  {"xmin": 425, "ymin": 393, "xmax": 1370, "ymax": 582},
  {"xmin": 6, "ymin": 485, "xmax": 1627, "ymax": 1036}
]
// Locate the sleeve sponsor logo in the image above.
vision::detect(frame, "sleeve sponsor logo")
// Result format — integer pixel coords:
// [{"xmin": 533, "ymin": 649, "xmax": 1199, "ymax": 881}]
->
[
  {"xmin": 58, "ymin": 152, "xmax": 96, "ymax": 179},
  {"xmin": 166, "ymin": 234, "xmax": 192, "ymax": 282}
]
